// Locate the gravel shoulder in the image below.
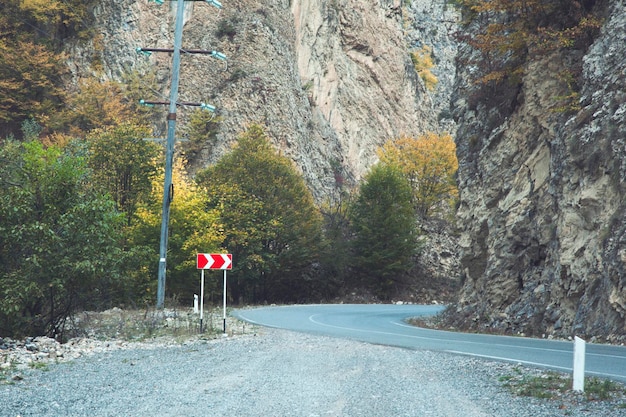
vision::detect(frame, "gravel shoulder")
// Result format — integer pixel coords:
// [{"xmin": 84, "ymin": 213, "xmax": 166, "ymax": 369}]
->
[{"xmin": 1, "ymin": 325, "xmax": 625, "ymax": 417}]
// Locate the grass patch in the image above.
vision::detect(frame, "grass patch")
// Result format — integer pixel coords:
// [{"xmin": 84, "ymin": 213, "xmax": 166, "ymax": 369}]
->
[
  {"xmin": 28, "ymin": 362, "xmax": 49, "ymax": 371},
  {"xmin": 505, "ymin": 371, "xmax": 569, "ymax": 399},
  {"xmin": 500, "ymin": 368, "xmax": 626, "ymax": 404},
  {"xmin": 0, "ymin": 363, "xmax": 15, "ymax": 384},
  {"xmin": 585, "ymin": 377, "xmax": 626, "ymax": 401}
]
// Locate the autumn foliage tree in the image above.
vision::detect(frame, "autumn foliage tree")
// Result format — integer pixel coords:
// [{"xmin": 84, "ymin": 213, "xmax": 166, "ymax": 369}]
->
[
  {"xmin": 0, "ymin": 0, "xmax": 97, "ymax": 139},
  {"xmin": 0, "ymin": 41, "xmax": 66, "ymax": 138},
  {"xmin": 455, "ymin": 0, "xmax": 602, "ymax": 109},
  {"xmin": 128, "ymin": 158, "xmax": 224, "ymax": 304},
  {"xmin": 411, "ymin": 45, "xmax": 438, "ymax": 91},
  {"xmin": 378, "ymin": 133, "xmax": 458, "ymax": 219}
]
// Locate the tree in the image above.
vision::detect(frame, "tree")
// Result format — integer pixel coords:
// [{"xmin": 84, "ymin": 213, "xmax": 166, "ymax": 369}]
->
[
  {"xmin": 182, "ymin": 108, "xmax": 222, "ymax": 159},
  {"xmin": 0, "ymin": 139, "xmax": 125, "ymax": 338},
  {"xmin": 349, "ymin": 163, "xmax": 418, "ymax": 299},
  {"xmin": 129, "ymin": 158, "xmax": 224, "ymax": 304},
  {"xmin": 53, "ymin": 76, "xmax": 161, "ymax": 137},
  {"xmin": 0, "ymin": 40, "xmax": 66, "ymax": 138},
  {"xmin": 86, "ymin": 122, "xmax": 160, "ymax": 226},
  {"xmin": 318, "ymin": 191, "xmax": 354, "ymax": 298},
  {"xmin": 411, "ymin": 45, "xmax": 438, "ymax": 91},
  {"xmin": 13, "ymin": 0, "xmax": 96, "ymax": 42},
  {"xmin": 454, "ymin": 0, "xmax": 602, "ymax": 104},
  {"xmin": 378, "ymin": 133, "xmax": 458, "ymax": 219},
  {"xmin": 0, "ymin": 0, "xmax": 97, "ymax": 138},
  {"xmin": 196, "ymin": 124, "xmax": 323, "ymax": 303}
]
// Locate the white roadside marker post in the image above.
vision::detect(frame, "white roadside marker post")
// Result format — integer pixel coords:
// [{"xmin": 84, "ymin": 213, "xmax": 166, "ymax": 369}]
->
[
  {"xmin": 223, "ymin": 269, "xmax": 228, "ymax": 334},
  {"xmin": 573, "ymin": 336, "xmax": 586, "ymax": 392},
  {"xmin": 200, "ymin": 269, "xmax": 205, "ymax": 333},
  {"xmin": 193, "ymin": 294, "xmax": 198, "ymax": 314}
]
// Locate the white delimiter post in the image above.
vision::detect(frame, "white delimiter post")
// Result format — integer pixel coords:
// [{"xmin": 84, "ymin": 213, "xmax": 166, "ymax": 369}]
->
[
  {"xmin": 222, "ymin": 269, "xmax": 227, "ymax": 334},
  {"xmin": 200, "ymin": 269, "xmax": 205, "ymax": 333},
  {"xmin": 573, "ymin": 336, "xmax": 586, "ymax": 392}
]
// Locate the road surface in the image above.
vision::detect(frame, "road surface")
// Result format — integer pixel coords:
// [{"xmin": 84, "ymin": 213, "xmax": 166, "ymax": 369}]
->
[{"xmin": 234, "ymin": 304, "xmax": 626, "ymax": 383}]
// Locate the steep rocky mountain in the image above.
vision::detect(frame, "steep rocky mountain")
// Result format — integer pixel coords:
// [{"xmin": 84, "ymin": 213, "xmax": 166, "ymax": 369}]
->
[
  {"xmin": 67, "ymin": 0, "xmax": 456, "ymax": 199},
  {"xmin": 450, "ymin": 0, "xmax": 626, "ymax": 342},
  {"xmin": 64, "ymin": 0, "xmax": 461, "ymax": 295}
]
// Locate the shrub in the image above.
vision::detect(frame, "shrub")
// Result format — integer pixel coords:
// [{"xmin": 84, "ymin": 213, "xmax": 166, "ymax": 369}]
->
[{"xmin": 411, "ymin": 46, "xmax": 438, "ymax": 91}]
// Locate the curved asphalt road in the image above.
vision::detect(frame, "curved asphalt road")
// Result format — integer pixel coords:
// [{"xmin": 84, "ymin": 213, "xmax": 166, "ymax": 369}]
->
[{"xmin": 233, "ymin": 304, "xmax": 626, "ymax": 383}]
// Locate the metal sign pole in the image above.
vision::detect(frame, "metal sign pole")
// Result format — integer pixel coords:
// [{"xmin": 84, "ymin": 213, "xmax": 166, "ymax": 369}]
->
[
  {"xmin": 200, "ymin": 268, "xmax": 205, "ymax": 332},
  {"xmin": 223, "ymin": 269, "xmax": 227, "ymax": 334}
]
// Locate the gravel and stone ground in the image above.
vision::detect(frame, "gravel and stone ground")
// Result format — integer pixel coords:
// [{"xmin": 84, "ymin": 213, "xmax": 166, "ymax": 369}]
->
[{"xmin": 1, "ymin": 311, "xmax": 626, "ymax": 417}]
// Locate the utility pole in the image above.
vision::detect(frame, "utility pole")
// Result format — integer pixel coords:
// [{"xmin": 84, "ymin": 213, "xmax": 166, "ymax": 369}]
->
[{"xmin": 140, "ymin": 0, "xmax": 225, "ymax": 309}]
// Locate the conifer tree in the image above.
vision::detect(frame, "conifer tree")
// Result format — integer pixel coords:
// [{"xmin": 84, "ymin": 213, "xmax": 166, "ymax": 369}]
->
[{"xmin": 349, "ymin": 163, "xmax": 418, "ymax": 299}]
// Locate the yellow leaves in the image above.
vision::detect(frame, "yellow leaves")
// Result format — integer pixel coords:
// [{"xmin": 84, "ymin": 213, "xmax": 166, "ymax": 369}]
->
[
  {"xmin": 171, "ymin": 160, "xmax": 224, "ymax": 250},
  {"xmin": 61, "ymin": 78, "xmax": 137, "ymax": 136},
  {"xmin": 476, "ymin": 70, "xmax": 507, "ymax": 85},
  {"xmin": 378, "ymin": 132, "xmax": 458, "ymax": 218},
  {"xmin": 21, "ymin": 0, "xmax": 62, "ymax": 22},
  {"xmin": 458, "ymin": 0, "xmax": 602, "ymax": 94},
  {"xmin": 41, "ymin": 132, "xmax": 73, "ymax": 148},
  {"xmin": 410, "ymin": 46, "xmax": 438, "ymax": 91},
  {"xmin": 18, "ymin": 0, "xmax": 94, "ymax": 39},
  {"xmin": 0, "ymin": 40, "xmax": 66, "ymax": 124}
]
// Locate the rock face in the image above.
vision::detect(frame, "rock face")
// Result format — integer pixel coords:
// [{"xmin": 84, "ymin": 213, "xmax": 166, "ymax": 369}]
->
[
  {"xmin": 66, "ymin": 0, "xmax": 455, "ymax": 201},
  {"xmin": 451, "ymin": 1, "xmax": 626, "ymax": 341}
]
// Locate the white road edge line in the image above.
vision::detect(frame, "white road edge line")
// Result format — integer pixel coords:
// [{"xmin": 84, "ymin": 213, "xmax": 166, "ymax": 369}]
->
[
  {"xmin": 392, "ymin": 320, "xmax": 626, "ymax": 360},
  {"xmin": 444, "ymin": 350, "xmax": 626, "ymax": 380},
  {"xmin": 390, "ymin": 320, "xmax": 570, "ymax": 352}
]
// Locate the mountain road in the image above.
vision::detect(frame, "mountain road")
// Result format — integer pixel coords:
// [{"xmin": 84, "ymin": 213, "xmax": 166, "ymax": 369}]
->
[{"xmin": 234, "ymin": 304, "xmax": 626, "ymax": 384}]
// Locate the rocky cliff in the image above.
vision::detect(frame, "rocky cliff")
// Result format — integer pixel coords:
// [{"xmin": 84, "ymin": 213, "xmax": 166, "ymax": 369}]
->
[
  {"xmin": 65, "ymin": 0, "xmax": 626, "ymax": 339},
  {"xmin": 67, "ymin": 0, "xmax": 459, "ymax": 201},
  {"xmin": 451, "ymin": 1, "xmax": 626, "ymax": 342}
]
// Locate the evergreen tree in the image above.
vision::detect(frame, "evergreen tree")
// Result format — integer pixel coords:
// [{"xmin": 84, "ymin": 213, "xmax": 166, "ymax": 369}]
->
[{"xmin": 349, "ymin": 163, "xmax": 418, "ymax": 299}]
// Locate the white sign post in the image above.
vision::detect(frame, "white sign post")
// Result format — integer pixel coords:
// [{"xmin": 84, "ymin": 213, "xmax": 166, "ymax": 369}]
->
[
  {"xmin": 573, "ymin": 336, "xmax": 586, "ymax": 392},
  {"xmin": 197, "ymin": 253, "xmax": 232, "ymax": 334},
  {"xmin": 222, "ymin": 269, "xmax": 227, "ymax": 334},
  {"xmin": 199, "ymin": 270, "xmax": 205, "ymax": 332}
]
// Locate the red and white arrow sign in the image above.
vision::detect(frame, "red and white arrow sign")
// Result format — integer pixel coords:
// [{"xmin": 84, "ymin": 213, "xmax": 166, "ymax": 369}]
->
[{"xmin": 197, "ymin": 253, "xmax": 232, "ymax": 270}]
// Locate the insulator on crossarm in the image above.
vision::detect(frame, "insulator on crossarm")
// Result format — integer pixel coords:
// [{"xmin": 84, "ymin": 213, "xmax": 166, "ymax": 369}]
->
[
  {"xmin": 206, "ymin": 0, "xmax": 222, "ymax": 9},
  {"xmin": 136, "ymin": 47, "xmax": 152, "ymax": 57},
  {"xmin": 200, "ymin": 103, "xmax": 216, "ymax": 112},
  {"xmin": 211, "ymin": 51, "xmax": 227, "ymax": 61}
]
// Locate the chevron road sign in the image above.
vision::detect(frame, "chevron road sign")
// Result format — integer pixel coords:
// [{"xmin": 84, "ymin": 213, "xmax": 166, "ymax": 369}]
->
[
  {"xmin": 197, "ymin": 253, "xmax": 232, "ymax": 334},
  {"xmin": 197, "ymin": 253, "xmax": 232, "ymax": 270}
]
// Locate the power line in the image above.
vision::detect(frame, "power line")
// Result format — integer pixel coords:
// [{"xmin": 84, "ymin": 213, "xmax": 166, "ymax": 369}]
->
[{"xmin": 140, "ymin": 0, "xmax": 225, "ymax": 309}]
